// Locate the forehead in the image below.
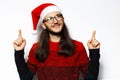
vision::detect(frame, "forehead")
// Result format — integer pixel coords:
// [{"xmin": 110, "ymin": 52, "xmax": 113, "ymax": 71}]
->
[{"xmin": 44, "ymin": 11, "xmax": 61, "ymax": 18}]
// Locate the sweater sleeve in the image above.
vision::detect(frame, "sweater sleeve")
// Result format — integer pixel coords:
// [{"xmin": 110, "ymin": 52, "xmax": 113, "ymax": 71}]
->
[
  {"xmin": 14, "ymin": 50, "xmax": 34, "ymax": 80},
  {"xmin": 85, "ymin": 49, "xmax": 100, "ymax": 80}
]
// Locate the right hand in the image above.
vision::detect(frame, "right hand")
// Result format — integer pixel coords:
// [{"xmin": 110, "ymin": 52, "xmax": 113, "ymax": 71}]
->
[
  {"xmin": 87, "ymin": 30, "xmax": 100, "ymax": 49},
  {"xmin": 13, "ymin": 29, "xmax": 26, "ymax": 51}
]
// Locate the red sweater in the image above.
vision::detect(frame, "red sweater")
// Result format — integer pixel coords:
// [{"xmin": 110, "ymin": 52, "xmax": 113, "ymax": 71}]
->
[{"xmin": 27, "ymin": 40, "xmax": 89, "ymax": 80}]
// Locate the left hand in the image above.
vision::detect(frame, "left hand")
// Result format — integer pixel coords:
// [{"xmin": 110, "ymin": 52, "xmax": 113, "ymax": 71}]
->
[{"xmin": 87, "ymin": 30, "xmax": 100, "ymax": 49}]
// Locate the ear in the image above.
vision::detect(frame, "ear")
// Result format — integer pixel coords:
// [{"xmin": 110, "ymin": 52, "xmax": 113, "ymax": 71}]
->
[{"xmin": 41, "ymin": 23, "xmax": 46, "ymax": 29}]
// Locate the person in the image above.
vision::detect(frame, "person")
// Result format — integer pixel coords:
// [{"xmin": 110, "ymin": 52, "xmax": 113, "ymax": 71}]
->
[{"xmin": 13, "ymin": 3, "xmax": 100, "ymax": 80}]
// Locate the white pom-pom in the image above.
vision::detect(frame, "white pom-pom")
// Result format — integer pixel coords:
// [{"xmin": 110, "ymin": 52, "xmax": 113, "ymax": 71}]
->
[{"xmin": 32, "ymin": 30, "xmax": 37, "ymax": 35}]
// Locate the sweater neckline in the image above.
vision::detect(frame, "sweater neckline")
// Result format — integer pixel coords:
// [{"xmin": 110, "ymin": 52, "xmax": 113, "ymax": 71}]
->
[{"xmin": 49, "ymin": 40, "xmax": 59, "ymax": 44}]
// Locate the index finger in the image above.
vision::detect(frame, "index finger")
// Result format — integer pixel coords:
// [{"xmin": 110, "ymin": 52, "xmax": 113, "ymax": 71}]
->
[
  {"xmin": 91, "ymin": 30, "xmax": 96, "ymax": 40},
  {"xmin": 18, "ymin": 29, "xmax": 22, "ymax": 38}
]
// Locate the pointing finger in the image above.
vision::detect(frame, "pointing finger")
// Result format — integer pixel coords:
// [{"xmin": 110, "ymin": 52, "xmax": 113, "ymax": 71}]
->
[
  {"xmin": 91, "ymin": 30, "xmax": 96, "ymax": 40},
  {"xmin": 18, "ymin": 29, "xmax": 22, "ymax": 38}
]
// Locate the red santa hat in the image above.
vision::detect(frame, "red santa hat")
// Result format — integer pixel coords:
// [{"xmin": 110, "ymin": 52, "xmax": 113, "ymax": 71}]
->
[{"xmin": 31, "ymin": 3, "xmax": 61, "ymax": 34}]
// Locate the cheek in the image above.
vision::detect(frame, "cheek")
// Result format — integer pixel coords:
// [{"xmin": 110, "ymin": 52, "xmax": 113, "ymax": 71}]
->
[
  {"xmin": 44, "ymin": 23, "xmax": 51, "ymax": 29},
  {"xmin": 61, "ymin": 22, "xmax": 64, "ymax": 28}
]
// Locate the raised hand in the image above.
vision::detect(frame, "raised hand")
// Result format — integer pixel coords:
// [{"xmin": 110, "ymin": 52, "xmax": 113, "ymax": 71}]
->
[
  {"xmin": 87, "ymin": 30, "xmax": 100, "ymax": 49},
  {"xmin": 13, "ymin": 29, "xmax": 26, "ymax": 51}
]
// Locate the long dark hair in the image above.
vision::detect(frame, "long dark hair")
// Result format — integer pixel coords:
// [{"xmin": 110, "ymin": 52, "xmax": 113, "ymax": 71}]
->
[{"xmin": 35, "ymin": 24, "xmax": 76, "ymax": 62}]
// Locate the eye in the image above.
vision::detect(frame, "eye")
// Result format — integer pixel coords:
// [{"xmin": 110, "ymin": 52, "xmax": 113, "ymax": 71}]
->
[
  {"xmin": 45, "ymin": 17, "xmax": 53, "ymax": 21},
  {"xmin": 56, "ymin": 14, "xmax": 62, "ymax": 17}
]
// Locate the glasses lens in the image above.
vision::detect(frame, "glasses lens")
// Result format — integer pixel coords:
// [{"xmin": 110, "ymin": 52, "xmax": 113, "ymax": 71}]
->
[
  {"xmin": 55, "ymin": 14, "xmax": 62, "ymax": 20},
  {"xmin": 43, "ymin": 14, "xmax": 63, "ymax": 23}
]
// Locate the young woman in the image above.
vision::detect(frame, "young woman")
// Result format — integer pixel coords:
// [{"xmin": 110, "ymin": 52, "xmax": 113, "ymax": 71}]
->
[{"xmin": 13, "ymin": 3, "xmax": 100, "ymax": 80}]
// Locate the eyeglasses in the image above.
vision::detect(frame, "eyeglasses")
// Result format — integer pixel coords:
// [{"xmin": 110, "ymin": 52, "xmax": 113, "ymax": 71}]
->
[{"xmin": 43, "ymin": 14, "xmax": 63, "ymax": 24}]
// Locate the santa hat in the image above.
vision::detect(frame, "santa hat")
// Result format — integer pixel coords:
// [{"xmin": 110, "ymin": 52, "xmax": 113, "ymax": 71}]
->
[{"xmin": 31, "ymin": 3, "xmax": 61, "ymax": 34}]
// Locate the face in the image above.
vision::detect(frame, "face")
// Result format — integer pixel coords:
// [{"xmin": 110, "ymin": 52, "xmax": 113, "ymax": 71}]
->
[{"xmin": 41, "ymin": 11, "xmax": 64, "ymax": 35}]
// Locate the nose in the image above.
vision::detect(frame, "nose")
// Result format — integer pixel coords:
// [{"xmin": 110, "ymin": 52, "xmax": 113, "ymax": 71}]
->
[{"xmin": 53, "ymin": 18, "xmax": 58, "ymax": 23}]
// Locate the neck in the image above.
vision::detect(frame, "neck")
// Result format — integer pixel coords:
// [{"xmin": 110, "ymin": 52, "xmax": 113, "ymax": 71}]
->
[{"xmin": 49, "ymin": 33, "xmax": 61, "ymax": 42}]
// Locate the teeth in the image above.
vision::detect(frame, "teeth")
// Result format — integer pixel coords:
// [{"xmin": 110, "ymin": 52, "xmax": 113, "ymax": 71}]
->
[{"xmin": 54, "ymin": 26, "xmax": 59, "ymax": 28}]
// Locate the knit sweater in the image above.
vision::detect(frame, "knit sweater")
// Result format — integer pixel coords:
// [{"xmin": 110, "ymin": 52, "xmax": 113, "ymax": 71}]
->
[{"xmin": 15, "ymin": 40, "xmax": 100, "ymax": 80}]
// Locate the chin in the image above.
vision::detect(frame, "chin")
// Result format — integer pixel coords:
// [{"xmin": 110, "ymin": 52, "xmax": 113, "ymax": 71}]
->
[{"xmin": 52, "ymin": 28, "xmax": 62, "ymax": 32}]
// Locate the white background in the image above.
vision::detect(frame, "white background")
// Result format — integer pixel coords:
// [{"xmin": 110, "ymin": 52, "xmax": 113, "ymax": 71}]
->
[{"xmin": 0, "ymin": 0, "xmax": 120, "ymax": 80}]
